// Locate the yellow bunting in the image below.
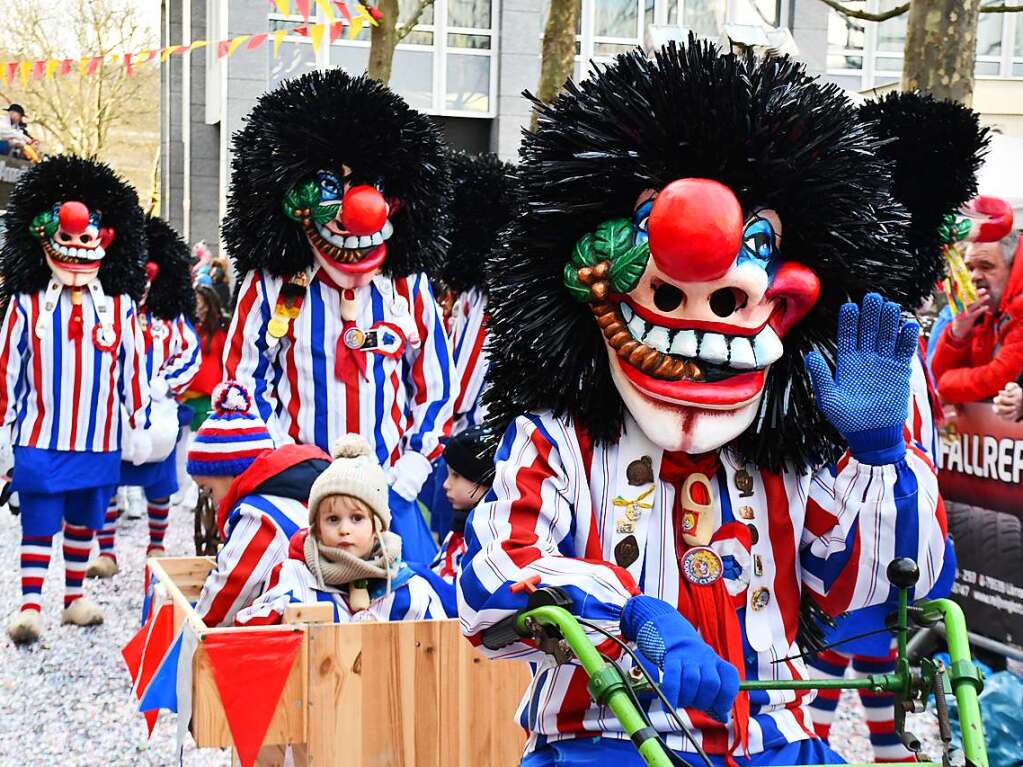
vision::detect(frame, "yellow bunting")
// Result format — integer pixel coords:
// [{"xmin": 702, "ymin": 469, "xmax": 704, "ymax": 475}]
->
[
  {"xmin": 18, "ymin": 61, "xmax": 31, "ymax": 86},
  {"xmin": 190, "ymin": 40, "xmax": 209, "ymax": 51},
  {"xmin": 315, "ymin": 0, "xmax": 336, "ymax": 20},
  {"xmin": 44, "ymin": 59, "xmax": 60, "ymax": 80},
  {"xmin": 309, "ymin": 23, "xmax": 325, "ymax": 50},
  {"xmin": 274, "ymin": 0, "xmax": 292, "ymax": 13},
  {"xmin": 160, "ymin": 46, "xmax": 175, "ymax": 62},
  {"xmin": 350, "ymin": 13, "xmax": 365, "ymax": 38},
  {"xmin": 273, "ymin": 28, "xmax": 288, "ymax": 57},
  {"xmin": 227, "ymin": 35, "xmax": 250, "ymax": 56},
  {"xmin": 356, "ymin": 3, "xmax": 379, "ymax": 26}
]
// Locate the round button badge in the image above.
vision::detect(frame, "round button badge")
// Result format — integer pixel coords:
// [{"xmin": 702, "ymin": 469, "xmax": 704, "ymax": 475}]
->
[{"xmin": 681, "ymin": 546, "xmax": 723, "ymax": 586}]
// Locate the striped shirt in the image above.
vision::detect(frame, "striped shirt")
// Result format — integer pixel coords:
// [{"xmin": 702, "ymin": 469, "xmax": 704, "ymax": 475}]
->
[
  {"xmin": 224, "ymin": 269, "xmax": 455, "ymax": 469},
  {"xmin": 194, "ymin": 493, "xmax": 308, "ymax": 627},
  {"xmin": 234, "ymin": 557, "xmax": 451, "ymax": 625},
  {"xmin": 457, "ymin": 412, "xmax": 946, "ymax": 757},
  {"xmin": 143, "ymin": 313, "xmax": 201, "ymax": 395},
  {"xmin": 0, "ymin": 287, "xmax": 149, "ymax": 453},
  {"xmin": 449, "ymin": 288, "xmax": 489, "ymax": 434}
]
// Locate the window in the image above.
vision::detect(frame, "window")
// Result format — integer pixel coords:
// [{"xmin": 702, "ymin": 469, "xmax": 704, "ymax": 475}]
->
[
  {"xmin": 826, "ymin": 0, "xmax": 1023, "ymax": 88},
  {"xmin": 268, "ymin": 0, "xmax": 498, "ymax": 117}
]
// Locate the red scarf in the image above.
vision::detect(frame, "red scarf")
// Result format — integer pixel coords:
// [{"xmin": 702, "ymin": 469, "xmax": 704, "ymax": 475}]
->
[{"xmin": 659, "ymin": 450, "xmax": 749, "ymax": 760}]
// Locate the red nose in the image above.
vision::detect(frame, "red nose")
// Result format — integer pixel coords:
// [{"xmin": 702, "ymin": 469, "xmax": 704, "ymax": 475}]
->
[
  {"xmin": 58, "ymin": 201, "xmax": 91, "ymax": 236},
  {"xmin": 647, "ymin": 179, "xmax": 743, "ymax": 283},
  {"xmin": 340, "ymin": 186, "xmax": 388, "ymax": 237},
  {"xmin": 144, "ymin": 261, "xmax": 160, "ymax": 282}
]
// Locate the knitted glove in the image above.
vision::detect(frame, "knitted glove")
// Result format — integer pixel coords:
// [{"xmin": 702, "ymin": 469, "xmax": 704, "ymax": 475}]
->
[
  {"xmin": 621, "ymin": 595, "xmax": 739, "ymax": 721},
  {"xmin": 388, "ymin": 450, "xmax": 433, "ymax": 502},
  {"xmin": 805, "ymin": 293, "xmax": 919, "ymax": 465}
]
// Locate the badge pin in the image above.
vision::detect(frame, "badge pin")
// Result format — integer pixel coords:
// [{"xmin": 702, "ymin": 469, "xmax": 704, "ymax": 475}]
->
[
  {"xmin": 681, "ymin": 546, "xmax": 723, "ymax": 586},
  {"xmin": 751, "ymin": 586, "xmax": 770, "ymax": 611},
  {"xmin": 735, "ymin": 469, "xmax": 754, "ymax": 497},
  {"xmin": 747, "ymin": 523, "xmax": 759, "ymax": 545},
  {"xmin": 753, "ymin": 555, "xmax": 764, "ymax": 577},
  {"xmin": 267, "ymin": 316, "xmax": 289, "ymax": 339},
  {"xmin": 343, "ymin": 326, "xmax": 366, "ymax": 350},
  {"xmin": 615, "ymin": 535, "xmax": 640, "ymax": 568},
  {"xmin": 626, "ymin": 456, "xmax": 654, "ymax": 486},
  {"xmin": 738, "ymin": 505, "xmax": 755, "ymax": 520},
  {"xmin": 615, "ymin": 518, "xmax": 635, "ymax": 534}
]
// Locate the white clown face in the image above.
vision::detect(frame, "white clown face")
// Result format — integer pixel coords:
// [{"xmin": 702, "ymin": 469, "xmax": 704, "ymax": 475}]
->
[
  {"xmin": 33, "ymin": 201, "xmax": 114, "ymax": 288},
  {"xmin": 587, "ymin": 179, "xmax": 821, "ymax": 452}
]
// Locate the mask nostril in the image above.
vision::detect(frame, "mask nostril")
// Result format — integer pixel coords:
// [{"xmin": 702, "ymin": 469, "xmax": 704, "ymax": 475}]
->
[
  {"xmin": 79, "ymin": 235, "xmax": 90, "ymax": 244},
  {"xmin": 709, "ymin": 287, "xmax": 747, "ymax": 317},
  {"xmin": 654, "ymin": 282, "xmax": 684, "ymax": 312},
  {"xmin": 60, "ymin": 233, "xmax": 71, "ymax": 242}
]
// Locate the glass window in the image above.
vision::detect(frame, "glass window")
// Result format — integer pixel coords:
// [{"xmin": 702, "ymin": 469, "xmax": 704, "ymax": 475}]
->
[
  {"xmin": 404, "ymin": 30, "xmax": 435, "ymax": 45},
  {"xmin": 667, "ymin": 0, "xmax": 678, "ymax": 24},
  {"xmin": 270, "ymin": 18, "xmax": 310, "ymax": 34},
  {"xmin": 975, "ymin": 59, "xmax": 1001, "ymax": 75},
  {"xmin": 399, "ymin": 0, "xmax": 434, "ymax": 27},
  {"xmin": 269, "ymin": 41, "xmax": 319, "ymax": 87},
  {"xmin": 683, "ymin": 0, "xmax": 722, "ymax": 37},
  {"xmin": 447, "ymin": 32, "xmax": 490, "ymax": 48},
  {"xmin": 448, "ymin": 0, "xmax": 491, "ymax": 28},
  {"xmin": 330, "ymin": 42, "xmax": 369, "ymax": 74},
  {"xmin": 594, "ymin": 41, "xmax": 639, "ymax": 56},
  {"xmin": 645, "ymin": 0, "xmax": 654, "ymax": 30},
  {"xmin": 390, "ymin": 49, "xmax": 434, "ymax": 110},
  {"xmin": 1016, "ymin": 11, "xmax": 1023, "ymax": 56},
  {"xmin": 730, "ymin": 0, "xmax": 780, "ymax": 27},
  {"xmin": 595, "ymin": 0, "xmax": 638, "ymax": 38},
  {"xmin": 827, "ymin": 6, "xmax": 865, "ymax": 53},
  {"xmin": 874, "ymin": 54, "xmax": 902, "ymax": 73},
  {"xmin": 445, "ymin": 53, "xmax": 490, "ymax": 111},
  {"xmin": 876, "ymin": 0, "xmax": 907, "ymax": 52},
  {"xmin": 976, "ymin": 9, "xmax": 1003, "ymax": 58},
  {"xmin": 827, "ymin": 53, "xmax": 862, "ymax": 70}
]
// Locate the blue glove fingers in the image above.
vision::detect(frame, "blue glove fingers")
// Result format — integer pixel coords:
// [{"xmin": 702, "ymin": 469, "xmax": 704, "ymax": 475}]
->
[
  {"xmin": 679, "ymin": 659, "xmax": 705, "ymax": 710},
  {"xmin": 662, "ymin": 656, "xmax": 683, "ymax": 710},
  {"xmin": 836, "ymin": 301, "xmax": 859, "ymax": 357},
  {"xmin": 895, "ymin": 320, "xmax": 920, "ymax": 359},
  {"xmin": 711, "ymin": 661, "xmax": 741, "ymax": 723},
  {"xmin": 876, "ymin": 301, "xmax": 901, "ymax": 356},
  {"xmin": 804, "ymin": 350, "xmax": 835, "ymax": 404},
  {"xmin": 857, "ymin": 292, "xmax": 883, "ymax": 351},
  {"xmin": 690, "ymin": 658, "xmax": 723, "ymax": 717}
]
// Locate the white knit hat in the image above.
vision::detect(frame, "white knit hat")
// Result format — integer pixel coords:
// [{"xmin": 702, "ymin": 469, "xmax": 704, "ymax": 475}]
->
[{"xmin": 307, "ymin": 434, "xmax": 391, "ymax": 529}]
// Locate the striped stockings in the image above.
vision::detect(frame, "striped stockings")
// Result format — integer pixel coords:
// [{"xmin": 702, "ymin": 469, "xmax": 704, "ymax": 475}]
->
[
  {"xmin": 96, "ymin": 498, "xmax": 120, "ymax": 563},
  {"xmin": 807, "ymin": 647, "xmax": 916, "ymax": 762},
  {"xmin": 61, "ymin": 523, "xmax": 94, "ymax": 607},
  {"xmin": 147, "ymin": 497, "xmax": 170, "ymax": 552},
  {"xmin": 19, "ymin": 534, "xmax": 52, "ymax": 612}
]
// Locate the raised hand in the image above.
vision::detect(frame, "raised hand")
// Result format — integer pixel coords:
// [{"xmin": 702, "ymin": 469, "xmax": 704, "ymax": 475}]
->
[
  {"xmin": 621, "ymin": 595, "xmax": 739, "ymax": 721},
  {"xmin": 804, "ymin": 292, "xmax": 919, "ymax": 464}
]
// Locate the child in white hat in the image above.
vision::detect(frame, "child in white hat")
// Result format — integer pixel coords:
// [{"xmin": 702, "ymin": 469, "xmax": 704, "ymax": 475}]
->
[{"xmin": 235, "ymin": 434, "xmax": 454, "ymax": 625}]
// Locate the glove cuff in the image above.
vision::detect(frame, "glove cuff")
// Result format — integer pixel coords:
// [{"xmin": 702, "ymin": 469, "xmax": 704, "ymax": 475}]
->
[
  {"xmin": 621, "ymin": 595, "xmax": 675, "ymax": 641},
  {"xmin": 845, "ymin": 426, "xmax": 906, "ymax": 465}
]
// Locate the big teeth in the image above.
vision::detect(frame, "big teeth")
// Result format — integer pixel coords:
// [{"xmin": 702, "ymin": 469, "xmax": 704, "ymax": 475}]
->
[
  {"xmin": 669, "ymin": 329, "xmax": 697, "ymax": 357},
  {"xmin": 729, "ymin": 337, "xmax": 756, "ymax": 369},
  {"xmin": 644, "ymin": 326, "xmax": 671, "ymax": 354},
  {"xmin": 91, "ymin": 246, "xmax": 105, "ymax": 260},
  {"xmin": 620, "ymin": 303, "xmax": 634, "ymax": 323},
  {"xmin": 752, "ymin": 326, "xmax": 783, "ymax": 366},
  {"xmin": 698, "ymin": 332, "xmax": 729, "ymax": 364},
  {"xmin": 358, "ymin": 235, "xmax": 373, "ymax": 248},
  {"xmin": 343, "ymin": 236, "xmax": 360, "ymax": 249},
  {"xmin": 370, "ymin": 232, "xmax": 383, "ymax": 245},
  {"xmin": 381, "ymin": 220, "xmax": 394, "ymax": 240},
  {"xmin": 626, "ymin": 313, "xmax": 645, "ymax": 340}
]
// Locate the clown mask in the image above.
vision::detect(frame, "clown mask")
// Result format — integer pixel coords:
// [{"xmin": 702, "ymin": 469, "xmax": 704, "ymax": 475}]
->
[
  {"xmin": 284, "ymin": 166, "xmax": 395, "ymax": 289},
  {"xmin": 566, "ymin": 179, "xmax": 820, "ymax": 453},
  {"xmin": 30, "ymin": 201, "xmax": 115, "ymax": 288}
]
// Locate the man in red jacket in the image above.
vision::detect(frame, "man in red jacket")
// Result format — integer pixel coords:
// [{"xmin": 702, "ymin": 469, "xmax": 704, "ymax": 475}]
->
[{"xmin": 932, "ymin": 200, "xmax": 1023, "ymax": 404}]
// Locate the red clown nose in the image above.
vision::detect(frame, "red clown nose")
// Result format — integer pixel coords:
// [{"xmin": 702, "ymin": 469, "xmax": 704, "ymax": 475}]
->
[
  {"xmin": 340, "ymin": 185, "xmax": 388, "ymax": 237},
  {"xmin": 58, "ymin": 201, "xmax": 91, "ymax": 236},
  {"xmin": 647, "ymin": 179, "xmax": 743, "ymax": 282}
]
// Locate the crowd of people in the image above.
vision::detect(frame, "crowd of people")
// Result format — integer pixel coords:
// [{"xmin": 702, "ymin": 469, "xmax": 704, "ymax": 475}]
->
[{"xmin": 0, "ymin": 40, "xmax": 1010, "ymax": 767}]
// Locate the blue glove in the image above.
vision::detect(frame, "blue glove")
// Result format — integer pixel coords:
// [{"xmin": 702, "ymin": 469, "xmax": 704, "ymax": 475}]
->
[
  {"xmin": 805, "ymin": 292, "xmax": 919, "ymax": 465},
  {"xmin": 621, "ymin": 595, "xmax": 739, "ymax": 721}
]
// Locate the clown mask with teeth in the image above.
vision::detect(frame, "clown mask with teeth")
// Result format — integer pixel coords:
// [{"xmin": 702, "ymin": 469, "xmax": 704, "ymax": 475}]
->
[
  {"xmin": 30, "ymin": 201, "xmax": 115, "ymax": 288},
  {"xmin": 565, "ymin": 179, "xmax": 820, "ymax": 453},
  {"xmin": 284, "ymin": 167, "xmax": 397, "ymax": 290}
]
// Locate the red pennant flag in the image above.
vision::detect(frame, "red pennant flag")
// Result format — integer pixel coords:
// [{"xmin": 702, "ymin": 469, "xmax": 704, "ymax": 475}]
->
[
  {"xmin": 4, "ymin": 62, "xmax": 15, "ymax": 86},
  {"xmin": 144, "ymin": 709, "xmax": 159, "ymax": 736},
  {"xmin": 296, "ymin": 0, "xmax": 312, "ymax": 19},
  {"xmin": 334, "ymin": 0, "xmax": 353, "ymax": 21},
  {"xmin": 204, "ymin": 631, "xmax": 303, "ymax": 767},
  {"xmin": 247, "ymin": 33, "xmax": 269, "ymax": 49},
  {"xmin": 31, "ymin": 60, "xmax": 45, "ymax": 80},
  {"xmin": 124, "ymin": 52, "xmax": 134, "ymax": 76},
  {"xmin": 329, "ymin": 21, "xmax": 343, "ymax": 42},
  {"xmin": 133, "ymin": 603, "xmax": 175, "ymax": 708},
  {"xmin": 217, "ymin": 39, "xmax": 231, "ymax": 58},
  {"xmin": 120, "ymin": 604, "xmax": 157, "ymax": 685},
  {"xmin": 59, "ymin": 58, "xmax": 72, "ymax": 75},
  {"xmin": 294, "ymin": 24, "xmax": 309, "ymax": 36},
  {"xmin": 86, "ymin": 56, "xmax": 102, "ymax": 75}
]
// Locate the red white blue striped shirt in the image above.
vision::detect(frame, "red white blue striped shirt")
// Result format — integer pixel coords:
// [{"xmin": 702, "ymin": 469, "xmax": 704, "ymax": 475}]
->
[
  {"xmin": 225, "ymin": 269, "xmax": 455, "ymax": 467},
  {"xmin": 0, "ymin": 288, "xmax": 149, "ymax": 453},
  {"xmin": 143, "ymin": 313, "xmax": 201, "ymax": 395},
  {"xmin": 449, "ymin": 288, "xmax": 489, "ymax": 434},
  {"xmin": 457, "ymin": 412, "xmax": 946, "ymax": 757}
]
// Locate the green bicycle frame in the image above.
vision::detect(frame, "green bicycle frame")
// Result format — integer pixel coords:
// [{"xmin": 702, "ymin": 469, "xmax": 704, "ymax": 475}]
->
[{"xmin": 515, "ymin": 595, "xmax": 987, "ymax": 767}]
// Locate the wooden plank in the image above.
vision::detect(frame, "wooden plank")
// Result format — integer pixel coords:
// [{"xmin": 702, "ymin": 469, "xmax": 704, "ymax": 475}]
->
[{"xmin": 283, "ymin": 603, "xmax": 335, "ymax": 625}]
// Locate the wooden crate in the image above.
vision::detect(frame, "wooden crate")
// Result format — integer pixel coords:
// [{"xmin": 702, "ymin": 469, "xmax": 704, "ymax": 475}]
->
[{"xmin": 149, "ymin": 557, "xmax": 530, "ymax": 767}]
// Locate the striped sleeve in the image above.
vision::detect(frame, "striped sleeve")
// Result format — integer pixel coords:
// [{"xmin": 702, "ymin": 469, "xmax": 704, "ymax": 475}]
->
[
  {"xmin": 450, "ymin": 290, "xmax": 490, "ymax": 431},
  {"xmin": 223, "ymin": 270, "xmax": 289, "ymax": 445},
  {"xmin": 194, "ymin": 505, "xmax": 290, "ymax": 627},
  {"xmin": 457, "ymin": 414, "xmax": 640, "ymax": 661},
  {"xmin": 120, "ymin": 299, "xmax": 151, "ymax": 430},
  {"xmin": 800, "ymin": 445, "xmax": 946, "ymax": 616},
  {"xmin": 161, "ymin": 315, "xmax": 202, "ymax": 395},
  {"xmin": 905, "ymin": 350, "xmax": 936, "ymax": 462},
  {"xmin": 402, "ymin": 275, "xmax": 455, "ymax": 463},
  {"xmin": 0, "ymin": 296, "xmax": 27, "ymax": 430}
]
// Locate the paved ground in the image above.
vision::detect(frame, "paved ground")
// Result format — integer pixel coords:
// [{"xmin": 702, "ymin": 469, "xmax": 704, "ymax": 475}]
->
[{"xmin": 0, "ymin": 498, "xmax": 942, "ymax": 767}]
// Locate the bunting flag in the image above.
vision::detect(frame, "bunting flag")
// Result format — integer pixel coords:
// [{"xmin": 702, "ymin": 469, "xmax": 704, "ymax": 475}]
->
[
  {"xmin": 0, "ymin": 9, "xmax": 380, "ymax": 83},
  {"xmin": 204, "ymin": 630, "xmax": 303, "ymax": 767},
  {"xmin": 127, "ymin": 601, "xmax": 177, "ymax": 737}
]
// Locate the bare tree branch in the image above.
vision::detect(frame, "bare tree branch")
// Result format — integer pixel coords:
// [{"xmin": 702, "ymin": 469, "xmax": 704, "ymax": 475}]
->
[
  {"xmin": 814, "ymin": 0, "xmax": 910, "ymax": 22},
  {"xmin": 395, "ymin": 0, "xmax": 437, "ymax": 40},
  {"xmin": 979, "ymin": 3, "xmax": 1023, "ymax": 11}
]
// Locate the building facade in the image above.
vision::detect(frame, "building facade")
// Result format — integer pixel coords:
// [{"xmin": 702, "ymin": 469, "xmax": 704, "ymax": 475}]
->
[{"xmin": 161, "ymin": 0, "xmax": 1023, "ymax": 252}]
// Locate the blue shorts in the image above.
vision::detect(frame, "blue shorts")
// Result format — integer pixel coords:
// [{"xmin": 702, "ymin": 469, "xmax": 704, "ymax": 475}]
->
[
  {"xmin": 20, "ymin": 485, "xmax": 117, "ymax": 536},
  {"xmin": 520, "ymin": 737, "xmax": 845, "ymax": 767},
  {"xmin": 120, "ymin": 450, "xmax": 179, "ymax": 499}
]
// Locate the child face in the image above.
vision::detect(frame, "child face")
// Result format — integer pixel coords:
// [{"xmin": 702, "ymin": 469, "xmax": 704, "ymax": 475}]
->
[
  {"xmin": 443, "ymin": 468, "xmax": 489, "ymax": 511},
  {"xmin": 194, "ymin": 475, "xmax": 234, "ymax": 508},
  {"xmin": 317, "ymin": 495, "xmax": 376, "ymax": 558}
]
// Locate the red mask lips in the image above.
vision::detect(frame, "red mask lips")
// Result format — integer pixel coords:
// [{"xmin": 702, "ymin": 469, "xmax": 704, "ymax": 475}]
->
[
  {"xmin": 305, "ymin": 217, "xmax": 392, "ymax": 275},
  {"xmin": 42, "ymin": 237, "xmax": 105, "ymax": 272}
]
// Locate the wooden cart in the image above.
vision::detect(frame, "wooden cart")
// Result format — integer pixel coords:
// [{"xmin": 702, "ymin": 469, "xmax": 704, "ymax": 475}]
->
[{"xmin": 149, "ymin": 556, "xmax": 531, "ymax": 767}]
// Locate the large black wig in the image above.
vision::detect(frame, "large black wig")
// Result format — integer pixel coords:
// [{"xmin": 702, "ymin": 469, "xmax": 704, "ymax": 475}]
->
[
  {"xmin": 1, "ymin": 155, "xmax": 146, "ymax": 299},
  {"xmin": 223, "ymin": 68, "xmax": 452, "ymax": 280},
  {"xmin": 442, "ymin": 151, "xmax": 517, "ymax": 295},
  {"xmin": 859, "ymin": 91, "xmax": 989, "ymax": 299},
  {"xmin": 484, "ymin": 40, "xmax": 927, "ymax": 472},
  {"xmin": 143, "ymin": 214, "xmax": 197, "ymax": 322}
]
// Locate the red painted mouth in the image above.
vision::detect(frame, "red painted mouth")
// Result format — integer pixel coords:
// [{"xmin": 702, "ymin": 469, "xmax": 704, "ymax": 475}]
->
[{"xmin": 619, "ymin": 358, "xmax": 765, "ymax": 407}]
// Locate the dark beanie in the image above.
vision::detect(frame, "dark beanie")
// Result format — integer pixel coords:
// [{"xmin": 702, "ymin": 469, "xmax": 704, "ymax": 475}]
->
[{"xmin": 443, "ymin": 426, "xmax": 496, "ymax": 487}]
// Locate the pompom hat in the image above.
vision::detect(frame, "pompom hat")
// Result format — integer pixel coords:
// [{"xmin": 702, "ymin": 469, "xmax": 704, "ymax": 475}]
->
[
  {"xmin": 187, "ymin": 381, "xmax": 275, "ymax": 476},
  {"xmin": 307, "ymin": 434, "xmax": 390, "ymax": 529}
]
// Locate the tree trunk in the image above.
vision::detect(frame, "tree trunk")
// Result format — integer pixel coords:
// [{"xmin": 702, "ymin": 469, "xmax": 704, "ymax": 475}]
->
[
  {"xmin": 532, "ymin": 0, "xmax": 581, "ymax": 130},
  {"xmin": 902, "ymin": 0, "xmax": 980, "ymax": 104},
  {"xmin": 367, "ymin": 0, "xmax": 400, "ymax": 84}
]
